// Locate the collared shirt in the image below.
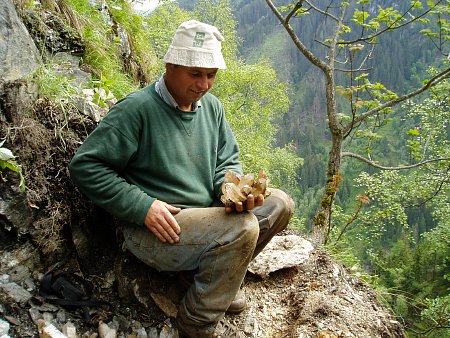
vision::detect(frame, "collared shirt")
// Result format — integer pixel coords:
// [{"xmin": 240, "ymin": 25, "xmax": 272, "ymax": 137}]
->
[{"xmin": 155, "ymin": 74, "xmax": 202, "ymax": 111}]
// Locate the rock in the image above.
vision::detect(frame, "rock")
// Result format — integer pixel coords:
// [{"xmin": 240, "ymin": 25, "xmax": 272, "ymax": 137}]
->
[
  {"xmin": 98, "ymin": 321, "xmax": 116, "ymax": 338},
  {"xmin": 158, "ymin": 319, "xmax": 177, "ymax": 338},
  {"xmin": 19, "ymin": 8, "xmax": 85, "ymax": 56},
  {"xmin": 247, "ymin": 235, "xmax": 314, "ymax": 278},
  {"xmin": 62, "ymin": 322, "xmax": 77, "ymax": 338},
  {"xmin": 0, "ymin": 318, "xmax": 10, "ymax": 336},
  {"xmin": 38, "ymin": 319, "xmax": 68, "ymax": 338},
  {"xmin": 0, "ymin": 0, "xmax": 42, "ymax": 82},
  {"xmin": 146, "ymin": 327, "xmax": 158, "ymax": 338},
  {"xmin": 0, "ymin": 0, "xmax": 42, "ymax": 125},
  {"xmin": 149, "ymin": 293, "xmax": 177, "ymax": 318},
  {"xmin": 51, "ymin": 53, "xmax": 92, "ymax": 88},
  {"xmin": 0, "ymin": 282, "xmax": 33, "ymax": 306},
  {"xmin": 0, "ymin": 243, "xmax": 41, "ymax": 283},
  {"xmin": 75, "ymin": 95, "xmax": 109, "ymax": 123}
]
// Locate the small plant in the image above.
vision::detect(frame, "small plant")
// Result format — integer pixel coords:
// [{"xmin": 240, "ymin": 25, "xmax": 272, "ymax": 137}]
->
[
  {"xmin": 91, "ymin": 75, "xmax": 116, "ymax": 108},
  {"xmin": 0, "ymin": 140, "xmax": 25, "ymax": 192}
]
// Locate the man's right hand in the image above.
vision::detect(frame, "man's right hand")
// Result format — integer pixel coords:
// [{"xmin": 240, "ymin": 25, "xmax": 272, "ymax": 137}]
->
[{"xmin": 144, "ymin": 200, "xmax": 181, "ymax": 244}]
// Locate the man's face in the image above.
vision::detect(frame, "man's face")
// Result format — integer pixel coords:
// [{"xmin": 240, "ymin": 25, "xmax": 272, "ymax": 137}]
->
[{"xmin": 164, "ymin": 64, "xmax": 218, "ymax": 111}]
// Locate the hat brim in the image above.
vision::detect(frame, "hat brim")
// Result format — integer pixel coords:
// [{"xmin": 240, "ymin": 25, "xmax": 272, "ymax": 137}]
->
[{"xmin": 163, "ymin": 47, "xmax": 226, "ymax": 69}]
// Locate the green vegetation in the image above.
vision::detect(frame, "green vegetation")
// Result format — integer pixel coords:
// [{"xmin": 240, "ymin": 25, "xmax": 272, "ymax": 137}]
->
[{"xmin": 0, "ymin": 140, "xmax": 25, "ymax": 192}]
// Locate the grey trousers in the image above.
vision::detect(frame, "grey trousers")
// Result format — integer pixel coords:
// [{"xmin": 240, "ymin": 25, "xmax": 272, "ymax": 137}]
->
[{"xmin": 123, "ymin": 188, "xmax": 294, "ymax": 326}]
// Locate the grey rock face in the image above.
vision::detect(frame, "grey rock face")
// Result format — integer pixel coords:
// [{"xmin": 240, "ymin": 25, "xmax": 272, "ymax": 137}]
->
[{"xmin": 0, "ymin": 0, "xmax": 42, "ymax": 82}]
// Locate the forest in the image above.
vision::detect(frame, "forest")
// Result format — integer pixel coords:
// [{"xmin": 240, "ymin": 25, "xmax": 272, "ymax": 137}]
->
[{"xmin": 1, "ymin": 0, "xmax": 448, "ymax": 336}]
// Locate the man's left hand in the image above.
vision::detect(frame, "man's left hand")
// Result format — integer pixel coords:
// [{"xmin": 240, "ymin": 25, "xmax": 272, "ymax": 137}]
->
[{"xmin": 225, "ymin": 193, "xmax": 264, "ymax": 213}]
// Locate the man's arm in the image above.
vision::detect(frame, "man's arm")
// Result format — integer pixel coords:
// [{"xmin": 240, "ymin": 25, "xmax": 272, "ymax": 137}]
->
[{"xmin": 69, "ymin": 120, "xmax": 154, "ymax": 226}]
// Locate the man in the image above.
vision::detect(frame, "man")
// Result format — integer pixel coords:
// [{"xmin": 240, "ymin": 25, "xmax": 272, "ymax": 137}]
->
[{"xmin": 69, "ymin": 20, "xmax": 294, "ymax": 337}]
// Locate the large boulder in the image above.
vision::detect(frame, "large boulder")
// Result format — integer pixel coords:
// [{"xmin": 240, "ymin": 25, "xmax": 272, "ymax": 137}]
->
[
  {"xmin": 0, "ymin": 0, "xmax": 41, "ymax": 122},
  {"xmin": 0, "ymin": 0, "xmax": 42, "ymax": 82}
]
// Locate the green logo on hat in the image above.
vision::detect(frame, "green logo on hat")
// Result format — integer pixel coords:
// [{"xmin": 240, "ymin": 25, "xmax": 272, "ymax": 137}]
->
[{"xmin": 193, "ymin": 32, "xmax": 205, "ymax": 47}]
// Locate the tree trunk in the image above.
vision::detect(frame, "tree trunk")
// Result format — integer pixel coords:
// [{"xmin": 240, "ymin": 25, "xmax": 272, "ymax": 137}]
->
[
  {"xmin": 311, "ymin": 133, "xmax": 343, "ymax": 245},
  {"xmin": 310, "ymin": 67, "xmax": 343, "ymax": 245}
]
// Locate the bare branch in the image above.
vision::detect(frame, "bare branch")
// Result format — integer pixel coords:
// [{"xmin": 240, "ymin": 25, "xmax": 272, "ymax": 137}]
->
[
  {"xmin": 265, "ymin": 0, "xmax": 327, "ymax": 71},
  {"xmin": 341, "ymin": 152, "xmax": 450, "ymax": 170},
  {"xmin": 305, "ymin": 0, "xmax": 339, "ymax": 22},
  {"xmin": 286, "ymin": 1, "xmax": 304, "ymax": 24},
  {"xmin": 325, "ymin": 7, "xmax": 347, "ymax": 134},
  {"xmin": 343, "ymin": 67, "xmax": 450, "ymax": 135},
  {"xmin": 333, "ymin": 198, "xmax": 366, "ymax": 245},
  {"xmin": 408, "ymin": 168, "xmax": 450, "ymax": 208}
]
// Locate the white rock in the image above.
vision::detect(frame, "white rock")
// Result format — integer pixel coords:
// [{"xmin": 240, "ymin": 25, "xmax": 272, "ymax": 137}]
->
[
  {"xmin": 38, "ymin": 319, "xmax": 68, "ymax": 338},
  {"xmin": 98, "ymin": 321, "xmax": 117, "ymax": 338},
  {"xmin": 0, "ymin": 319, "xmax": 10, "ymax": 336},
  {"xmin": 248, "ymin": 235, "xmax": 314, "ymax": 278},
  {"xmin": 62, "ymin": 322, "xmax": 77, "ymax": 338}
]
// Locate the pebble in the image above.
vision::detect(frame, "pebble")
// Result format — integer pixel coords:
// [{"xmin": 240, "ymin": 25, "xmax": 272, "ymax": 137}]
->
[{"xmin": 0, "ymin": 318, "xmax": 10, "ymax": 336}]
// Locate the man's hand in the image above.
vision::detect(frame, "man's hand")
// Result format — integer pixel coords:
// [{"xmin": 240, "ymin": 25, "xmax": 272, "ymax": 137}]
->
[
  {"xmin": 225, "ymin": 193, "xmax": 265, "ymax": 213},
  {"xmin": 144, "ymin": 200, "xmax": 181, "ymax": 243}
]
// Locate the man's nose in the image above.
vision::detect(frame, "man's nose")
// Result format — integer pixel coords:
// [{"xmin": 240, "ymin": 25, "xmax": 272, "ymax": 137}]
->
[{"xmin": 197, "ymin": 76, "xmax": 210, "ymax": 90}]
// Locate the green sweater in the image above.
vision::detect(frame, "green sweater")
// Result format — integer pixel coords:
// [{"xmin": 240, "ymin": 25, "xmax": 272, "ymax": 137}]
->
[{"xmin": 69, "ymin": 83, "xmax": 242, "ymax": 226}]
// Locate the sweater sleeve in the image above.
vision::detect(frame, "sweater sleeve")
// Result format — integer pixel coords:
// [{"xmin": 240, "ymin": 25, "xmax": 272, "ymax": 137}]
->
[
  {"xmin": 69, "ymin": 109, "xmax": 154, "ymax": 226},
  {"xmin": 213, "ymin": 109, "xmax": 243, "ymax": 200}
]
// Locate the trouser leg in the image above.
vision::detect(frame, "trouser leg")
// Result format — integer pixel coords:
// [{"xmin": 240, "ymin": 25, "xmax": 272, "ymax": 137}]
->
[
  {"xmin": 252, "ymin": 188, "xmax": 295, "ymax": 257},
  {"xmin": 123, "ymin": 207, "xmax": 259, "ymax": 326}
]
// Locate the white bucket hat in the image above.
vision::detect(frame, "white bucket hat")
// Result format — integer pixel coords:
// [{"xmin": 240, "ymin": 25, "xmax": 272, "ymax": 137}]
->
[{"xmin": 163, "ymin": 20, "xmax": 226, "ymax": 69}]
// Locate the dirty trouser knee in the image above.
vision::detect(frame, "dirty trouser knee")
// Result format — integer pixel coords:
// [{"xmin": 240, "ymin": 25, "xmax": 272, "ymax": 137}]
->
[
  {"xmin": 252, "ymin": 188, "xmax": 295, "ymax": 257},
  {"xmin": 122, "ymin": 207, "xmax": 259, "ymax": 326}
]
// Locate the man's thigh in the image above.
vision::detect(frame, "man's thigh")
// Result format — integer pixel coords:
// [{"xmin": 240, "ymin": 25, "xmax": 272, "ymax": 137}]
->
[
  {"xmin": 123, "ymin": 207, "xmax": 255, "ymax": 272},
  {"xmin": 252, "ymin": 188, "xmax": 295, "ymax": 231}
]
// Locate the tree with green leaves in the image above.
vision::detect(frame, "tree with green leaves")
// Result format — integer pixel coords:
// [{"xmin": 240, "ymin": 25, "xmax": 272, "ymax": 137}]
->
[
  {"xmin": 264, "ymin": 0, "xmax": 450, "ymax": 244},
  {"xmin": 346, "ymin": 78, "xmax": 450, "ymax": 336}
]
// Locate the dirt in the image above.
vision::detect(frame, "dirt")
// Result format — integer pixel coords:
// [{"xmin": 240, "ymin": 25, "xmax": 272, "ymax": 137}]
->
[{"xmin": 0, "ymin": 93, "xmax": 405, "ymax": 337}]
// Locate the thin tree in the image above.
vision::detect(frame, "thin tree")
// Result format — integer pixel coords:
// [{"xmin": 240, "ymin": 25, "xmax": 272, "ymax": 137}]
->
[{"xmin": 265, "ymin": 0, "xmax": 450, "ymax": 244}]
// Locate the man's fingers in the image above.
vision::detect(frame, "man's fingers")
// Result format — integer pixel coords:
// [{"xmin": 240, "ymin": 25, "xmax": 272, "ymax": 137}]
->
[
  {"xmin": 255, "ymin": 194, "xmax": 264, "ymax": 206},
  {"xmin": 158, "ymin": 221, "xmax": 179, "ymax": 243},
  {"xmin": 145, "ymin": 200, "xmax": 181, "ymax": 243},
  {"xmin": 149, "ymin": 220, "xmax": 179, "ymax": 244},
  {"xmin": 158, "ymin": 215, "xmax": 180, "ymax": 243},
  {"xmin": 225, "ymin": 193, "xmax": 265, "ymax": 213},
  {"xmin": 246, "ymin": 194, "xmax": 255, "ymax": 210},
  {"xmin": 150, "ymin": 227, "xmax": 167, "ymax": 243},
  {"xmin": 235, "ymin": 201, "xmax": 244, "ymax": 212},
  {"xmin": 164, "ymin": 210, "xmax": 181, "ymax": 235},
  {"xmin": 165, "ymin": 202, "xmax": 181, "ymax": 215}
]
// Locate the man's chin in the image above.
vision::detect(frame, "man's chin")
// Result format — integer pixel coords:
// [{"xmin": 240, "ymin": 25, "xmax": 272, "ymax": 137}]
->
[{"xmin": 192, "ymin": 93, "xmax": 205, "ymax": 101}]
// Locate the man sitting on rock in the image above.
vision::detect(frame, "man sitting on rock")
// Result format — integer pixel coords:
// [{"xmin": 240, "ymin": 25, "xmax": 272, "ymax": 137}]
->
[{"xmin": 69, "ymin": 19, "xmax": 294, "ymax": 338}]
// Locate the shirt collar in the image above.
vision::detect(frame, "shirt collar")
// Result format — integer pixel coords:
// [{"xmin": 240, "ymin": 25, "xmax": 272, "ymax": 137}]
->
[{"xmin": 155, "ymin": 74, "xmax": 202, "ymax": 111}]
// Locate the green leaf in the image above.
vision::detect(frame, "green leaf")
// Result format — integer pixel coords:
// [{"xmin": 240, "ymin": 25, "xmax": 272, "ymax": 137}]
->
[
  {"xmin": 411, "ymin": 1, "xmax": 423, "ymax": 10},
  {"xmin": 0, "ymin": 147, "xmax": 15, "ymax": 161},
  {"xmin": 406, "ymin": 129, "xmax": 420, "ymax": 136}
]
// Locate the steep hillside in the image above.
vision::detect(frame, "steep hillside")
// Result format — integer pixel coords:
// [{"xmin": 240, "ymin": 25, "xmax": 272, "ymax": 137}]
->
[{"xmin": 0, "ymin": 0, "xmax": 407, "ymax": 337}]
